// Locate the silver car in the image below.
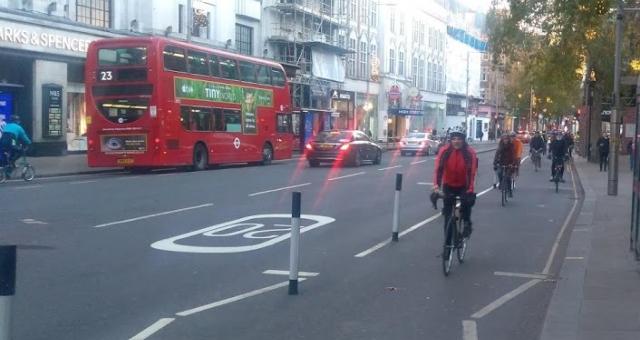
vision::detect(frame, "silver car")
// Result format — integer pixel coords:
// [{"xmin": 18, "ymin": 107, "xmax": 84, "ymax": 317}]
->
[{"xmin": 400, "ymin": 132, "xmax": 439, "ymax": 156}]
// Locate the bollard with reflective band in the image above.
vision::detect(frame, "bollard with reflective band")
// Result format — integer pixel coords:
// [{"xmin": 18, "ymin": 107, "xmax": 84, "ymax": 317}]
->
[
  {"xmin": 289, "ymin": 192, "xmax": 301, "ymax": 295},
  {"xmin": 0, "ymin": 245, "xmax": 16, "ymax": 340},
  {"xmin": 392, "ymin": 173, "xmax": 402, "ymax": 242}
]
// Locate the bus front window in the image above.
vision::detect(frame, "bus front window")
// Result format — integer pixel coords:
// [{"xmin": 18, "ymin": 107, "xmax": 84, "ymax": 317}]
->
[{"xmin": 97, "ymin": 98, "xmax": 149, "ymax": 124}]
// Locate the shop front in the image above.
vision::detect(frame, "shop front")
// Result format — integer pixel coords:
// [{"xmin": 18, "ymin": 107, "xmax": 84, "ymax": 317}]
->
[{"xmin": 0, "ymin": 17, "xmax": 116, "ymax": 155}]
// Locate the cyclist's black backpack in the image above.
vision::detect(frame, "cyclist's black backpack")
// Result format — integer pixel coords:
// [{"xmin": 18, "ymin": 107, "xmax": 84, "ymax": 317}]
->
[{"xmin": 0, "ymin": 132, "xmax": 17, "ymax": 150}]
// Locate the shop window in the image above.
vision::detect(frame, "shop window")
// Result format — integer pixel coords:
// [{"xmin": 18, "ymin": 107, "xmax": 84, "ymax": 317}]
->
[{"xmin": 67, "ymin": 92, "xmax": 87, "ymax": 151}]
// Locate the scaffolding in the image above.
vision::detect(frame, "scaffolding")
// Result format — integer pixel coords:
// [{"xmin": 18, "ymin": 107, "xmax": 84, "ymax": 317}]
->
[{"xmin": 265, "ymin": 0, "xmax": 349, "ymax": 69}]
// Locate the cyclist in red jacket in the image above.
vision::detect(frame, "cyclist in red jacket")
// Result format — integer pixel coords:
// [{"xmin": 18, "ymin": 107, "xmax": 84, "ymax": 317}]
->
[{"xmin": 432, "ymin": 131, "xmax": 478, "ymax": 238}]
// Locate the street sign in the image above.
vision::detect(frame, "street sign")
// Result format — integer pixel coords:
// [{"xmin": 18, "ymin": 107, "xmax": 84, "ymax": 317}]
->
[{"xmin": 151, "ymin": 214, "xmax": 335, "ymax": 254}]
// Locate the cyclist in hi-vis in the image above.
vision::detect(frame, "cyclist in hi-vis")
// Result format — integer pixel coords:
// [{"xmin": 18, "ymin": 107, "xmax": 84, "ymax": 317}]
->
[{"xmin": 432, "ymin": 131, "xmax": 478, "ymax": 238}]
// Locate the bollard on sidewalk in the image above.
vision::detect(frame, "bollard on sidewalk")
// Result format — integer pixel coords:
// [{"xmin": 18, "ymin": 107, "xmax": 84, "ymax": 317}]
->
[
  {"xmin": 0, "ymin": 246, "xmax": 16, "ymax": 340},
  {"xmin": 289, "ymin": 192, "xmax": 301, "ymax": 295},
  {"xmin": 392, "ymin": 173, "xmax": 402, "ymax": 242}
]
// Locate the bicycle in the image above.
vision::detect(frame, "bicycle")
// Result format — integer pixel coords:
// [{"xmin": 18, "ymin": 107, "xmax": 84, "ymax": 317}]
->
[
  {"xmin": 531, "ymin": 149, "xmax": 543, "ymax": 172},
  {"xmin": 0, "ymin": 149, "xmax": 35, "ymax": 183},
  {"xmin": 552, "ymin": 159, "xmax": 564, "ymax": 193},
  {"xmin": 498, "ymin": 165, "xmax": 514, "ymax": 206},
  {"xmin": 434, "ymin": 194, "xmax": 468, "ymax": 276}
]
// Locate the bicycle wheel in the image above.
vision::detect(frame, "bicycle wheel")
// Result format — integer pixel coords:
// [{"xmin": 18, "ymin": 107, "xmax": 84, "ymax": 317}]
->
[
  {"xmin": 442, "ymin": 217, "xmax": 456, "ymax": 276},
  {"xmin": 501, "ymin": 177, "xmax": 507, "ymax": 206},
  {"xmin": 21, "ymin": 165, "xmax": 35, "ymax": 181},
  {"xmin": 456, "ymin": 219, "xmax": 467, "ymax": 263}
]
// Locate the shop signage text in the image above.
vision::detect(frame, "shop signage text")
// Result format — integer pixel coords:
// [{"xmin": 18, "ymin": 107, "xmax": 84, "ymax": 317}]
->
[{"xmin": 0, "ymin": 26, "xmax": 93, "ymax": 53}]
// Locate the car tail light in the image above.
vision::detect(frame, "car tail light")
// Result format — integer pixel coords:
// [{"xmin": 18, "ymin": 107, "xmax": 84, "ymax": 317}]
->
[
  {"xmin": 340, "ymin": 143, "xmax": 350, "ymax": 151},
  {"xmin": 305, "ymin": 143, "xmax": 313, "ymax": 150}
]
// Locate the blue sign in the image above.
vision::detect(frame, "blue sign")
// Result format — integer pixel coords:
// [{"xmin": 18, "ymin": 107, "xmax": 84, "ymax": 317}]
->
[
  {"xmin": 304, "ymin": 112, "xmax": 314, "ymax": 144},
  {"xmin": 389, "ymin": 108, "xmax": 423, "ymax": 116}
]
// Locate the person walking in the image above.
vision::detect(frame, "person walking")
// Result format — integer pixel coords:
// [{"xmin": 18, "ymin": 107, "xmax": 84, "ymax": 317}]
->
[
  {"xmin": 627, "ymin": 139, "xmax": 634, "ymax": 171},
  {"xmin": 596, "ymin": 133, "xmax": 610, "ymax": 172}
]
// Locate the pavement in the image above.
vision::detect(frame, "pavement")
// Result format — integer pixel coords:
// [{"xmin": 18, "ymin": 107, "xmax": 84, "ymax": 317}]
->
[
  {"xmin": 25, "ymin": 140, "xmax": 498, "ymax": 178},
  {"xmin": 540, "ymin": 156, "xmax": 640, "ymax": 340}
]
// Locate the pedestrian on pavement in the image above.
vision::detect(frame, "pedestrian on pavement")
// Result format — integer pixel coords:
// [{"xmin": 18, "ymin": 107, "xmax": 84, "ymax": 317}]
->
[
  {"xmin": 478, "ymin": 130, "xmax": 484, "ymax": 141},
  {"xmin": 596, "ymin": 133, "xmax": 610, "ymax": 172},
  {"xmin": 432, "ymin": 131, "xmax": 478, "ymax": 238}
]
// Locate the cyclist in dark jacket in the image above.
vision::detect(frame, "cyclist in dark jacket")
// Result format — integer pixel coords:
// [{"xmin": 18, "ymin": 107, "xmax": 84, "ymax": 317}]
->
[
  {"xmin": 549, "ymin": 133, "xmax": 568, "ymax": 181},
  {"xmin": 493, "ymin": 134, "xmax": 517, "ymax": 188},
  {"xmin": 530, "ymin": 131, "xmax": 545, "ymax": 153}
]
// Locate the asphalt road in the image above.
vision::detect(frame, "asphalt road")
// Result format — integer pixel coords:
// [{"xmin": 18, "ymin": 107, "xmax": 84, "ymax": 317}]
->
[{"xmin": 0, "ymin": 145, "xmax": 579, "ymax": 340}]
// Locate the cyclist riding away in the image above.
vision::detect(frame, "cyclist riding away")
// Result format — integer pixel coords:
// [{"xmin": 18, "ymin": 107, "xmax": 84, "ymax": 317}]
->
[
  {"xmin": 530, "ymin": 131, "xmax": 545, "ymax": 167},
  {"xmin": 0, "ymin": 115, "xmax": 32, "ymax": 171},
  {"xmin": 493, "ymin": 134, "xmax": 517, "ymax": 188},
  {"xmin": 511, "ymin": 131, "xmax": 523, "ymax": 176},
  {"xmin": 548, "ymin": 132, "xmax": 568, "ymax": 182},
  {"xmin": 432, "ymin": 131, "xmax": 478, "ymax": 238}
]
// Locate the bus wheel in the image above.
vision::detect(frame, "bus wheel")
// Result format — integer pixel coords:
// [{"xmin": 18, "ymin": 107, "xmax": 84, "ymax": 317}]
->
[
  {"xmin": 192, "ymin": 143, "xmax": 208, "ymax": 171},
  {"xmin": 261, "ymin": 143, "xmax": 273, "ymax": 165}
]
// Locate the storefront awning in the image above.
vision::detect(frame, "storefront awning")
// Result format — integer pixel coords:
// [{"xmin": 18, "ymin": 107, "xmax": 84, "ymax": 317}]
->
[{"xmin": 389, "ymin": 108, "xmax": 424, "ymax": 116}]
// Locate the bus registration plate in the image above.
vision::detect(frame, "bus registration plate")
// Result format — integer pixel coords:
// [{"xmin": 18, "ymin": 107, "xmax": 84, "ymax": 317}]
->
[{"xmin": 117, "ymin": 158, "xmax": 134, "ymax": 165}]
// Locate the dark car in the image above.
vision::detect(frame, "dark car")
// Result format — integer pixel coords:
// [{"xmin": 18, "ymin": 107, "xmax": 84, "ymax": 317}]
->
[{"xmin": 305, "ymin": 130, "xmax": 383, "ymax": 167}]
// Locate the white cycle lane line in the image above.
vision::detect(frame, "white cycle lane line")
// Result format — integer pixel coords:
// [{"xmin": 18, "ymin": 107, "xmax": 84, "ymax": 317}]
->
[
  {"xmin": 354, "ymin": 185, "xmax": 494, "ymax": 258},
  {"xmin": 462, "ymin": 162, "xmax": 580, "ymax": 340},
  {"xmin": 90, "ymin": 203, "xmax": 214, "ymax": 229}
]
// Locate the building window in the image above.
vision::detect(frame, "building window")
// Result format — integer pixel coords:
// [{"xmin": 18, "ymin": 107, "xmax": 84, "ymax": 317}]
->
[
  {"xmin": 360, "ymin": 0, "xmax": 368, "ymax": 26},
  {"xmin": 348, "ymin": 38, "xmax": 357, "ymax": 77},
  {"xmin": 389, "ymin": 48, "xmax": 395, "ymax": 74},
  {"xmin": 350, "ymin": 0, "xmax": 357, "ymax": 19},
  {"xmin": 359, "ymin": 41, "xmax": 368, "ymax": 79},
  {"xmin": 418, "ymin": 59, "xmax": 426, "ymax": 90},
  {"xmin": 419, "ymin": 23, "xmax": 425, "ymax": 45},
  {"xmin": 399, "ymin": 16, "xmax": 404, "ymax": 35},
  {"xmin": 389, "ymin": 8, "xmax": 395, "ymax": 33},
  {"xmin": 371, "ymin": 1, "xmax": 377, "ymax": 27},
  {"xmin": 178, "ymin": 5, "xmax": 184, "ymax": 34},
  {"xmin": 398, "ymin": 50, "xmax": 405, "ymax": 77},
  {"xmin": 76, "ymin": 0, "xmax": 111, "ymax": 28},
  {"xmin": 411, "ymin": 57, "xmax": 418, "ymax": 87},
  {"xmin": 192, "ymin": 8, "xmax": 210, "ymax": 38},
  {"xmin": 438, "ymin": 64, "xmax": 444, "ymax": 92},
  {"xmin": 236, "ymin": 24, "xmax": 253, "ymax": 56}
]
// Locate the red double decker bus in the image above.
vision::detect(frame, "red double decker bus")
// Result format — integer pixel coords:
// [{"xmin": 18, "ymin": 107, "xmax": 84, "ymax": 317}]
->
[{"xmin": 85, "ymin": 37, "xmax": 293, "ymax": 170}]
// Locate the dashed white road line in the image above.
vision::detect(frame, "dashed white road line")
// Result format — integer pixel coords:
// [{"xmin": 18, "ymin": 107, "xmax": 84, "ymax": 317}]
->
[
  {"xmin": 263, "ymin": 270, "xmax": 319, "ymax": 277},
  {"xmin": 542, "ymin": 164, "xmax": 578, "ymax": 275},
  {"xmin": 411, "ymin": 160, "xmax": 429, "ymax": 165},
  {"xmin": 248, "ymin": 183, "xmax": 311, "ymax": 197},
  {"xmin": 13, "ymin": 185, "xmax": 43, "ymax": 190},
  {"xmin": 417, "ymin": 182, "xmax": 433, "ymax": 186},
  {"xmin": 176, "ymin": 279, "xmax": 307, "ymax": 317},
  {"xmin": 494, "ymin": 271, "xmax": 550, "ymax": 280},
  {"xmin": 377, "ymin": 165, "xmax": 402, "ymax": 171},
  {"xmin": 129, "ymin": 318, "xmax": 175, "ymax": 340},
  {"xmin": 565, "ymin": 256, "xmax": 584, "ymax": 260},
  {"xmin": 70, "ymin": 180, "xmax": 98, "ymax": 185},
  {"xmin": 327, "ymin": 172, "xmax": 366, "ymax": 181},
  {"xmin": 91, "ymin": 203, "xmax": 214, "ymax": 228},
  {"xmin": 462, "ymin": 320, "xmax": 478, "ymax": 340},
  {"xmin": 471, "ymin": 279, "xmax": 540, "ymax": 319}
]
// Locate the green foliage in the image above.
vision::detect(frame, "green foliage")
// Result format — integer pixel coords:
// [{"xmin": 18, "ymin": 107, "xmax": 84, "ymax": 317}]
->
[{"xmin": 488, "ymin": 0, "xmax": 618, "ymax": 117}]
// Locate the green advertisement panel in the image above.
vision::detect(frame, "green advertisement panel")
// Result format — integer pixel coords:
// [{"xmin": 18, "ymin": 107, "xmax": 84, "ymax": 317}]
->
[{"xmin": 174, "ymin": 77, "xmax": 273, "ymax": 134}]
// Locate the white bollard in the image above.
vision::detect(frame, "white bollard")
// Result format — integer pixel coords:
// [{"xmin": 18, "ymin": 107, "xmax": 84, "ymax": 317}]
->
[
  {"xmin": 392, "ymin": 173, "xmax": 402, "ymax": 242},
  {"xmin": 289, "ymin": 192, "xmax": 301, "ymax": 295}
]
